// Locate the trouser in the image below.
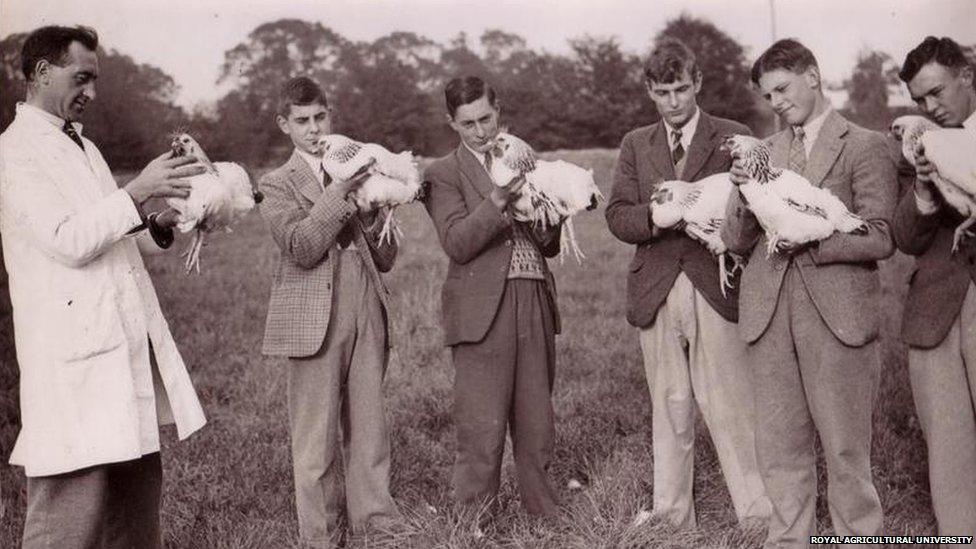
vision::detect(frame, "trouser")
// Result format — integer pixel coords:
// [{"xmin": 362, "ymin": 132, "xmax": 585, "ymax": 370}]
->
[
  {"xmin": 638, "ymin": 273, "xmax": 770, "ymax": 528},
  {"xmin": 749, "ymin": 266, "xmax": 883, "ymax": 548},
  {"xmin": 286, "ymin": 250, "xmax": 396, "ymax": 548},
  {"xmin": 451, "ymin": 278, "xmax": 559, "ymax": 516},
  {"xmin": 908, "ymin": 282, "xmax": 976, "ymax": 541},
  {"xmin": 22, "ymin": 452, "xmax": 163, "ymax": 549}
]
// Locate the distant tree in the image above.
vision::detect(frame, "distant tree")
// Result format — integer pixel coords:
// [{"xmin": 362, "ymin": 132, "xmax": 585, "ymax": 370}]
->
[
  {"xmin": 209, "ymin": 19, "xmax": 353, "ymax": 164},
  {"xmin": 656, "ymin": 15, "xmax": 762, "ymax": 131},
  {"xmin": 843, "ymin": 48, "xmax": 899, "ymax": 130}
]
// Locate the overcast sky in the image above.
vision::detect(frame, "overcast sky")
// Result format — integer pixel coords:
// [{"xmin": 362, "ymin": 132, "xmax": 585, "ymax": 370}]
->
[{"xmin": 2, "ymin": 0, "xmax": 974, "ymax": 109}]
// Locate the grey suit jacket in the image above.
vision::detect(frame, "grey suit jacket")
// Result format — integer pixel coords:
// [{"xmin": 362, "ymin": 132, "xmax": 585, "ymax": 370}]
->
[
  {"xmin": 424, "ymin": 145, "xmax": 561, "ymax": 346},
  {"xmin": 721, "ymin": 110, "xmax": 897, "ymax": 346},
  {"xmin": 605, "ymin": 111, "xmax": 751, "ymax": 327},
  {"xmin": 259, "ymin": 150, "xmax": 398, "ymax": 357}
]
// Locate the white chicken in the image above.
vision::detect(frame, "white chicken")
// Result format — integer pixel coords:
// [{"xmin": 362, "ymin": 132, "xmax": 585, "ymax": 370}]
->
[
  {"xmin": 650, "ymin": 177, "xmax": 742, "ymax": 296},
  {"xmin": 316, "ymin": 134, "xmax": 423, "ymax": 244},
  {"xmin": 722, "ymin": 134, "xmax": 867, "ymax": 256},
  {"xmin": 488, "ymin": 132, "xmax": 603, "ymax": 262},
  {"xmin": 167, "ymin": 133, "xmax": 261, "ymax": 273},
  {"xmin": 891, "ymin": 114, "xmax": 976, "ymax": 252}
]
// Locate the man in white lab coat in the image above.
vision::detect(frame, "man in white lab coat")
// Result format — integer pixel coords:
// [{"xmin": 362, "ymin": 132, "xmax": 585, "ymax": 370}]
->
[{"xmin": 0, "ymin": 25, "xmax": 208, "ymax": 548}]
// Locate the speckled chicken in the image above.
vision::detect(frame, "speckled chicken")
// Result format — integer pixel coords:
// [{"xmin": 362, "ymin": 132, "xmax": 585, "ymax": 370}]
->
[
  {"xmin": 891, "ymin": 114, "xmax": 976, "ymax": 252},
  {"xmin": 167, "ymin": 133, "xmax": 261, "ymax": 273},
  {"xmin": 722, "ymin": 134, "xmax": 867, "ymax": 256},
  {"xmin": 488, "ymin": 132, "xmax": 602, "ymax": 262},
  {"xmin": 317, "ymin": 134, "xmax": 423, "ymax": 244},
  {"xmin": 650, "ymin": 176, "xmax": 742, "ymax": 296}
]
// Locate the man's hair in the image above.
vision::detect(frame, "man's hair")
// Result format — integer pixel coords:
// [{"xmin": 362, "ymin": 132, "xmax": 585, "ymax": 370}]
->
[
  {"xmin": 277, "ymin": 76, "xmax": 328, "ymax": 118},
  {"xmin": 751, "ymin": 38, "xmax": 819, "ymax": 85},
  {"xmin": 21, "ymin": 25, "xmax": 99, "ymax": 82},
  {"xmin": 444, "ymin": 76, "xmax": 496, "ymax": 119},
  {"xmin": 899, "ymin": 36, "xmax": 971, "ymax": 83},
  {"xmin": 644, "ymin": 37, "xmax": 699, "ymax": 84}
]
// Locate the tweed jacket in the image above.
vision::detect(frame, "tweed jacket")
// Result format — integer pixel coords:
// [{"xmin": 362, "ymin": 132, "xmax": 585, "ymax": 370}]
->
[
  {"xmin": 892, "ymin": 151, "xmax": 976, "ymax": 348},
  {"xmin": 259, "ymin": 150, "xmax": 397, "ymax": 357},
  {"xmin": 605, "ymin": 111, "xmax": 751, "ymax": 328},
  {"xmin": 721, "ymin": 110, "xmax": 897, "ymax": 347},
  {"xmin": 1, "ymin": 104, "xmax": 205, "ymax": 476},
  {"xmin": 424, "ymin": 145, "xmax": 561, "ymax": 346}
]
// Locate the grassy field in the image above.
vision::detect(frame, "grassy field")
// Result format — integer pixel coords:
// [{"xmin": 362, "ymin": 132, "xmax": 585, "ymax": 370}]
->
[{"xmin": 1, "ymin": 148, "xmax": 934, "ymax": 548}]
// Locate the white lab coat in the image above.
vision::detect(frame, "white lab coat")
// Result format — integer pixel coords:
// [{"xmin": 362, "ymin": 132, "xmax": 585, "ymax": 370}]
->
[{"xmin": 0, "ymin": 103, "xmax": 206, "ymax": 477}]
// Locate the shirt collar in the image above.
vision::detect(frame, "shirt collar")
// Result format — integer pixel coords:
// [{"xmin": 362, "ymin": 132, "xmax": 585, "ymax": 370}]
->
[
  {"xmin": 664, "ymin": 106, "xmax": 700, "ymax": 149},
  {"xmin": 17, "ymin": 102, "xmax": 85, "ymax": 135},
  {"xmin": 797, "ymin": 106, "xmax": 831, "ymax": 143}
]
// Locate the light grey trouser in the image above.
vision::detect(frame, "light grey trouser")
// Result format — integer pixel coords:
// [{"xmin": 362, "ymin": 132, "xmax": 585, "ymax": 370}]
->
[
  {"xmin": 287, "ymin": 249, "xmax": 396, "ymax": 548},
  {"xmin": 908, "ymin": 282, "xmax": 976, "ymax": 543}
]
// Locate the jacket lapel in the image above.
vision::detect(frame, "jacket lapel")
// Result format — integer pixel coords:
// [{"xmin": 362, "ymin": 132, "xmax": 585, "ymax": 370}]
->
[
  {"xmin": 804, "ymin": 110, "xmax": 847, "ymax": 188},
  {"xmin": 647, "ymin": 123, "xmax": 676, "ymax": 181},
  {"xmin": 770, "ymin": 130, "xmax": 791, "ymax": 171},
  {"xmin": 287, "ymin": 150, "xmax": 324, "ymax": 204},
  {"xmin": 456, "ymin": 145, "xmax": 495, "ymax": 199},
  {"xmin": 681, "ymin": 112, "xmax": 719, "ymax": 181}
]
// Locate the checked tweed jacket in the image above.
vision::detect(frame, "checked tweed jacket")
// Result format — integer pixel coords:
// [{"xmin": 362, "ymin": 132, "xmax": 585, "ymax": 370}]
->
[{"xmin": 259, "ymin": 150, "xmax": 397, "ymax": 357}]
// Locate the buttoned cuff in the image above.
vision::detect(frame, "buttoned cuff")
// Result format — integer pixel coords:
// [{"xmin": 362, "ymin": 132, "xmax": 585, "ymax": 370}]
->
[{"xmin": 147, "ymin": 212, "xmax": 175, "ymax": 249}]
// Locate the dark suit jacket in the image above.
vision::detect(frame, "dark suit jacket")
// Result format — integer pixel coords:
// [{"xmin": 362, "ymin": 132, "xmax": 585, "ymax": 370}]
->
[
  {"xmin": 893, "ymin": 182, "xmax": 976, "ymax": 348},
  {"xmin": 259, "ymin": 150, "xmax": 398, "ymax": 357},
  {"xmin": 605, "ymin": 111, "xmax": 750, "ymax": 328},
  {"xmin": 721, "ymin": 110, "xmax": 897, "ymax": 347},
  {"xmin": 424, "ymin": 145, "xmax": 561, "ymax": 346}
]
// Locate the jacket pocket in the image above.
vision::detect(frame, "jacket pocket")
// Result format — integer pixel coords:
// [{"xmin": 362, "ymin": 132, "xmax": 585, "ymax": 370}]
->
[{"xmin": 53, "ymin": 285, "xmax": 126, "ymax": 363}]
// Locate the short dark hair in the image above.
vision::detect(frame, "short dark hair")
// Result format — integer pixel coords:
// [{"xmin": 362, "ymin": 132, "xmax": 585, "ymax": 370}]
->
[
  {"xmin": 644, "ymin": 37, "xmax": 699, "ymax": 84},
  {"xmin": 277, "ymin": 76, "xmax": 328, "ymax": 118},
  {"xmin": 751, "ymin": 39, "xmax": 819, "ymax": 85},
  {"xmin": 444, "ymin": 76, "xmax": 496, "ymax": 118},
  {"xmin": 21, "ymin": 25, "xmax": 98, "ymax": 82},
  {"xmin": 899, "ymin": 36, "xmax": 971, "ymax": 83}
]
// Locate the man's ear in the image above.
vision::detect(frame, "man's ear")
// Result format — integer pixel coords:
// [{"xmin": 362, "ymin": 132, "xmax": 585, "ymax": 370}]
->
[
  {"xmin": 693, "ymin": 69, "xmax": 703, "ymax": 94},
  {"xmin": 804, "ymin": 65, "xmax": 822, "ymax": 90},
  {"xmin": 959, "ymin": 64, "xmax": 974, "ymax": 88},
  {"xmin": 275, "ymin": 114, "xmax": 289, "ymax": 135},
  {"xmin": 34, "ymin": 60, "xmax": 51, "ymax": 85}
]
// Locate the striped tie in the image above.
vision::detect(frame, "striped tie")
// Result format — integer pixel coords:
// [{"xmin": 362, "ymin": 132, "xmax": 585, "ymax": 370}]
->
[
  {"xmin": 789, "ymin": 126, "xmax": 806, "ymax": 173},
  {"xmin": 483, "ymin": 151, "xmax": 493, "ymax": 174},
  {"xmin": 671, "ymin": 127, "xmax": 685, "ymax": 166}
]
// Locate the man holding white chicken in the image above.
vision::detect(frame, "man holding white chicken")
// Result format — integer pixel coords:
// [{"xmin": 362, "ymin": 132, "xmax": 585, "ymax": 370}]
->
[
  {"xmin": 257, "ymin": 76, "xmax": 400, "ymax": 547},
  {"xmin": 423, "ymin": 76, "xmax": 563, "ymax": 522},
  {"xmin": 0, "ymin": 25, "xmax": 208, "ymax": 548},
  {"xmin": 721, "ymin": 39, "xmax": 897, "ymax": 548},
  {"xmin": 892, "ymin": 35, "xmax": 976, "ymax": 539},
  {"xmin": 605, "ymin": 37, "xmax": 770, "ymax": 529}
]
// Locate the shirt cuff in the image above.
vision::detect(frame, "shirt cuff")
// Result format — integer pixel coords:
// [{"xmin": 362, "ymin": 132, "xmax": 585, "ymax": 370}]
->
[
  {"xmin": 147, "ymin": 212, "xmax": 175, "ymax": 249},
  {"xmin": 914, "ymin": 191, "xmax": 939, "ymax": 215}
]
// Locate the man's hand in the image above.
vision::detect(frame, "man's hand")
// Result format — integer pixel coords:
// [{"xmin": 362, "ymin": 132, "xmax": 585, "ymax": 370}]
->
[
  {"xmin": 490, "ymin": 174, "xmax": 526, "ymax": 210},
  {"xmin": 913, "ymin": 142, "xmax": 938, "ymax": 202},
  {"xmin": 774, "ymin": 238, "xmax": 812, "ymax": 255},
  {"xmin": 729, "ymin": 158, "xmax": 750, "ymax": 186},
  {"xmin": 332, "ymin": 158, "xmax": 376, "ymax": 199},
  {"xmin": 125, "ymin": 151, "xmax": 205, "ymax": 205}
]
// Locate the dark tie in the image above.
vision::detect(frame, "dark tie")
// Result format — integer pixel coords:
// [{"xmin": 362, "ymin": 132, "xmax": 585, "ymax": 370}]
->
[
  {"xmin": 483, "ymin": 151, "xmax": 493, "ymax": 174},
  {"xmin": 789, "ymin": 126, "xmax": 807, "ymax": 173},
  {"xmin": 62, "ymin": 120, "xmax": 84, "ymax": 151},
  {"xmin": 671, "ymin": 128, "xmax": 685, "ymax": 166},
  {"xmin": 321, "ymin": 164, "xmax": 355, "ymax": 249}
]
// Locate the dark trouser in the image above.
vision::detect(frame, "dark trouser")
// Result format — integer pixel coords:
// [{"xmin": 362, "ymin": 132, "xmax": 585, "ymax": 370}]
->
[
  {"xmin": 22, "ymin": 452, "xmax": 163, "ymax": 549},
  {"xmin": 451, "ymin": 278, "xmax": 559, "ymax": 516}
]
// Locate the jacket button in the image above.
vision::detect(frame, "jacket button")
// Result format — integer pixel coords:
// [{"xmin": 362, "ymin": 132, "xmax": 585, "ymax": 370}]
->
[{"xmin": 505, "ymin": 240, "xmax": 512, "ymax": 246}]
